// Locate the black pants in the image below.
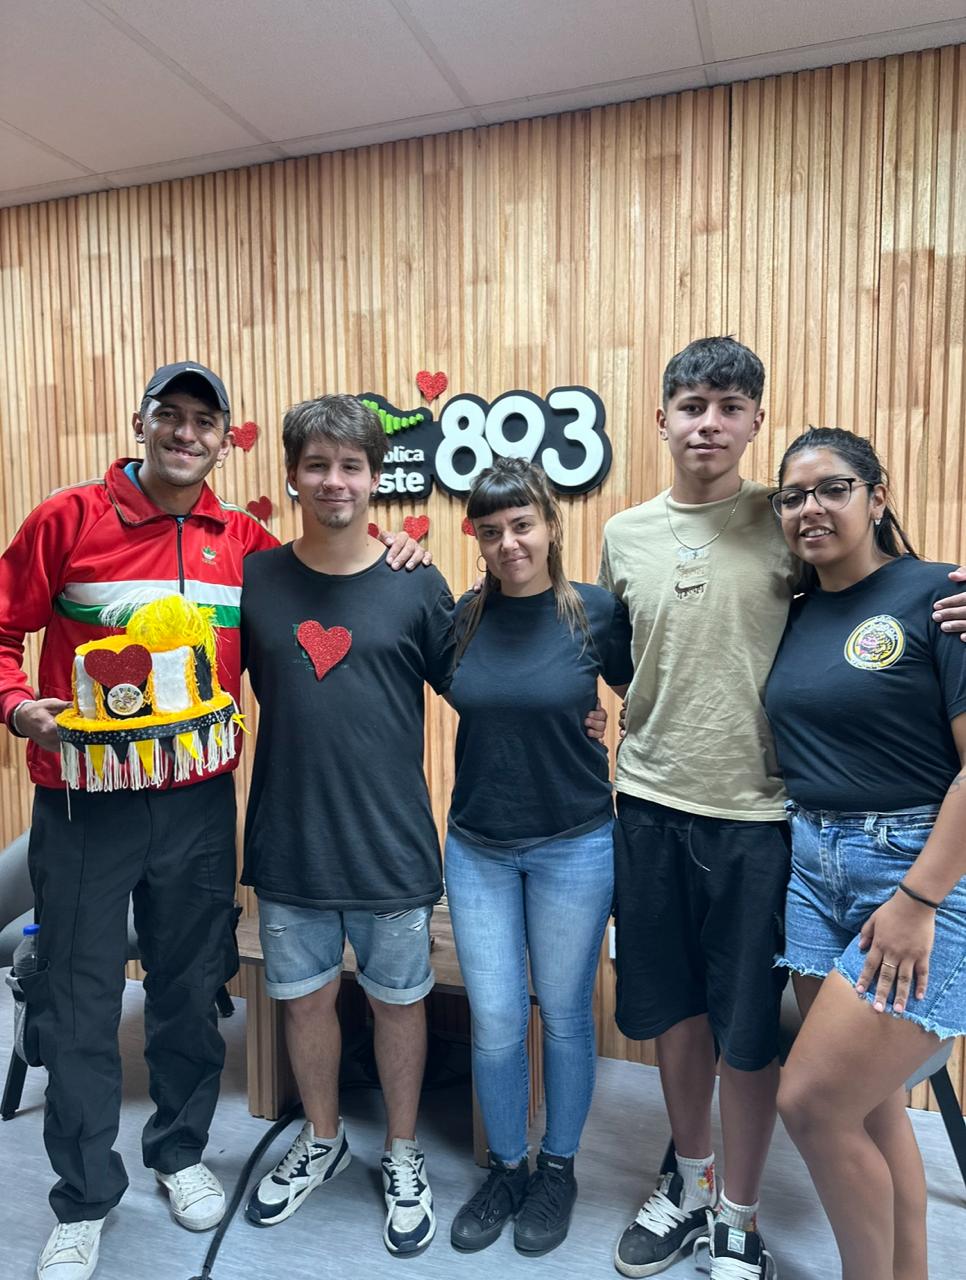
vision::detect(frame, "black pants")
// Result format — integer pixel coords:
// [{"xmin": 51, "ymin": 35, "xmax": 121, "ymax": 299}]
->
[{"xmin": 27, "ymin": 775, "xmax": 238, "ymax": 1222}]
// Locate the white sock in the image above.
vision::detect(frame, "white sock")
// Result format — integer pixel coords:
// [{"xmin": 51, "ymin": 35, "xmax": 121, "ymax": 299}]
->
[
  {"xmin": 675, "ymin": 1152, "xmax": 716, "ymax": 1212},
  {"xmin": 306, "ymin": 1118, "xmax": 341, "ymax": 1145},
  {"xmin": 717, "ymin": 1189, "xmax": 759, "ymax": 1232}
]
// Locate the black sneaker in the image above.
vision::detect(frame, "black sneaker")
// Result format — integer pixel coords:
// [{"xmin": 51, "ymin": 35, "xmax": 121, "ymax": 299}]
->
[
  {"xmin": 694, "ymin": 1212, "xmax": 778, "ymax": 1279},
  {"xmin": 614, "ymin": 1170, "xmax": 710, "ymax": 1276},
  {"xmin": 513, "ymin": 1151, "xmax": 578, "ymax": 1257},
  {"xmin": 450, "ymin": 1156, "xmax": 530, "ymax": 1252}
]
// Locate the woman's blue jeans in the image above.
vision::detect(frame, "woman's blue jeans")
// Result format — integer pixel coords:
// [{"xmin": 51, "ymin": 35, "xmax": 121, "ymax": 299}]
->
[{"xmin": 444, "ymin": 820, "xmax": 615, "ymax": 1164}]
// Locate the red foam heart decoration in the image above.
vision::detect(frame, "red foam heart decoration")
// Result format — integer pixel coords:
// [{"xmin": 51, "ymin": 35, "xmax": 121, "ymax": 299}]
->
[
  {"xmin": 247, "ymin": 496, "xmax": 274, "ymax": 521},
  {"xmin": 296, "ymin": 622, "xmax": 352, "ymax": 680},
  {"xmin": 232, "ymin": 421, "xmax": 259, "ymax": 451},
  {"xmin": 84, "ymin": 644, "xmax": 152, "ymax": 690},
  {"xmin": 461, "ymin": 516, "xmax": 475, "ymax": 536},
  {"xmin": 367, "ymin": 522, "xmax": 381, "ymax": 540},
  {"xmin": 403, "ymin": 514, "xmax": 430, "ymax": 541},
  {"xmin": 416, "ymin": 370, "xmax": 448, "ymax": 401}
]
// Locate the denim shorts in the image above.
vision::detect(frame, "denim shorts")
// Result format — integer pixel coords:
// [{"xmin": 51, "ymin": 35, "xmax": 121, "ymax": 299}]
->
[
  {"xmin": 257, "ymin": 897, "xmax": 435, "ymax": 1005},
  {"xmin": 778, "ymin": 802, "xmax": 966, "ymax": 1040}
]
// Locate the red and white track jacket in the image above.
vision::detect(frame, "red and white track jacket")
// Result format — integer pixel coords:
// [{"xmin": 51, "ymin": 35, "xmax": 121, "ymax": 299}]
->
[{"xmin": 0, "ymin": 459, "xmax": 277, "ymax": 790}]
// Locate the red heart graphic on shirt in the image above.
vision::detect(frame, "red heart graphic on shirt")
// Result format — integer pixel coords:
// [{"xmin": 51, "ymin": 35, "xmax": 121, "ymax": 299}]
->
[
  {"xmin": 403, "ymin": 515, "xmax": 430, "ymax": 542},
  {"xmin": 232, "ymin": 421, "xmax": 259, "ymax": 451},
  {"xmin": 247, "ymin": 496, "xmax": 274, "ymax": 522},
  {"xmin": 367, "ymin": 522, "xmax": 381, "ymax": 540},
  {"xmin": 461, "ymin": 516, "xmax": 475, "ymax": 536},
  {"xmin": 84, "ymin": 644, "xmax": 152, "ymax": 690},
  {"xmin": 296, "ymin": 622, "xmax": 352, "ymax": 680},
  {"xmin": 415, "ymin": 370, "xmax": 448, "ymax": 401}
]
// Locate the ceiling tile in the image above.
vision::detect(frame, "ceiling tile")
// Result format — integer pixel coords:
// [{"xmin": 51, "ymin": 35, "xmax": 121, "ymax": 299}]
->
[
  {"xmin": 0, "ymin": 124, "xmax": 91, "ymax": 191},
  {"xmin": 401, "ymin": 0, "xmax": 704, "ymax": 102},
  {"xmin": 0, "ymin": 0, "xmax": 259, "ymax": 171},
  {"xmin": 95, "ymin": 0, "xmax": 466, "ymax": 140},
  {"xmin": 704, "ymin": 1, "xmax": 965, "ymax": 62}
]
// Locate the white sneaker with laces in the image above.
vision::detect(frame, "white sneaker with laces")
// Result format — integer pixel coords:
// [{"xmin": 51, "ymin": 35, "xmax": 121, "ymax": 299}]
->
[
  {"xmin": 380, "ymin": 1138, "xmax": 436, "ymax": 1255},
  {"xmin": 245, "ymin": 1120, "xmax": 351, "ymax": 1227},
  {"xmin": 37, "ymin": 1218, "xmax": 105, "ymax": 1280},
  {"xmin": 155, "ymin": 1162, "xmax": 226, "ymax": 1231}
]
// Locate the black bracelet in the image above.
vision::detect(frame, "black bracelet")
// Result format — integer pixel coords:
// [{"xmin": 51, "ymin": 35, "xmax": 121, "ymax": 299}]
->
[{"xmin": 898, "ymin": 881, "xmax": 941, "ymax": 911}]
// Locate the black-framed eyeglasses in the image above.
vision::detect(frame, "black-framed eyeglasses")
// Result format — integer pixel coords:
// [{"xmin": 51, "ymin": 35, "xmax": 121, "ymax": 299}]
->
[{"xmin": 770, "ymin": 476, "xmax": 874, "ymax": 518}]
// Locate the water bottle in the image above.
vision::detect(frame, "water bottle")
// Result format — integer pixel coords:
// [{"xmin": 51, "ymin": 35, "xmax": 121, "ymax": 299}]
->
[
  {"xmin": 7, "ymin": 923, "xmax": 40, "ymax": 1063},
  {"xmin": 12, "ymin": 923, "xmax": 40, "ymax": 977}
]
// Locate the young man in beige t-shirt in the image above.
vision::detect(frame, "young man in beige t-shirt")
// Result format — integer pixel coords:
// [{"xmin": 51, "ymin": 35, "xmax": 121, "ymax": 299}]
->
[{"xmin": 602, "ymin": 338, "xmax": 790, "ymax": 1280}]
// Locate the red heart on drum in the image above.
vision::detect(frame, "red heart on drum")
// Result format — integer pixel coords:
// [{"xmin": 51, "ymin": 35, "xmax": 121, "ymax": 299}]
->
[
  {"xmin": 247, "ymin": 496, "xmax": 274, "ymax": 522},
  {"xmin": 416, "ymin": 370, "xmax": 448, "ymax": 401},
  {"xmin": 84, "ymin": 644, "xmax": 152, "ymax": 689},
  {"xmin": 232, "ymin": 421, "xmax": 259, "ymax": 451},
  {"xmin": 296, "ymin": 622, "xmax": 352, "ymax": 680},
  {"xmin": 403, "ymin": 515, "xmax": 430, "ymax": 541}
]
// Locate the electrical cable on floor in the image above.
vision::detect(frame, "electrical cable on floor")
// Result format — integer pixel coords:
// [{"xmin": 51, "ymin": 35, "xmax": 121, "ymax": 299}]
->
[{"xmin": 187, "ymin": 1102, "xmax": 303, "ymax": 1280}]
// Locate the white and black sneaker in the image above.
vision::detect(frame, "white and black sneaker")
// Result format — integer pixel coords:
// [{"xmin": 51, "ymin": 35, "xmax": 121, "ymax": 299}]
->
[
  {"xmin": 614, "ymin": 1170, "xmax": 710, "ymax": 1276},
  {"xmin": 694, "ymin": 1211, "xmax": 778, "ymax": 1279},
  {"xmin": 381, "ymin": 1138, "xmax": 436, "ymax": 1255},
  {"xmin": 246, "ymin": 1120, "xmax": 351, "ymax": 1226},
  {"xmin": 37, "ymin": 1217, "xmax": 106, "ymax": 1280}
]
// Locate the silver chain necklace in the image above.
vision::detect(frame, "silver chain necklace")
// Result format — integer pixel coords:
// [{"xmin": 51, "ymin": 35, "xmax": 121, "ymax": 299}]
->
[{"xmin": 664, "ymin": 481, "xmax": 743, "ymax": 553}]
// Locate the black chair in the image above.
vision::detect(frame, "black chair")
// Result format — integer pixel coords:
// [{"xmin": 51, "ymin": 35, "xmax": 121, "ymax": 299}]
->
[{"xmin": 1, "ymin": 829, "xmax": 235, "ymax": 1120}]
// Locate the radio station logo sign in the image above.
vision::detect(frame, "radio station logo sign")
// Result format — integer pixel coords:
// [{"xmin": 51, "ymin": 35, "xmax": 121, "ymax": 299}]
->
[{"xmin": 287, "ymin": 387, "xmax": 611, "ymax": 502}]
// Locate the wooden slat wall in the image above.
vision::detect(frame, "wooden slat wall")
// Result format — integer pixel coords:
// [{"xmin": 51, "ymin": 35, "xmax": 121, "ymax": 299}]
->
[{"xmin": 1, "ymin": 47, "xmax": 965, "ymax": 1110}]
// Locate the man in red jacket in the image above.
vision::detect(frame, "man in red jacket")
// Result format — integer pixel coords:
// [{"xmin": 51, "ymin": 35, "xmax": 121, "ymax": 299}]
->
[{"xmin": 0, "ymin": 362, "xmax": 425, "ymax": 1280}]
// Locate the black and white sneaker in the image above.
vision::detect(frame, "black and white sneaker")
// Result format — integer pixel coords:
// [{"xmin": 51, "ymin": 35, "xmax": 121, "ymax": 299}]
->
[
  {"xmin": 694, "ymin": 1212, "xmax": 778, "ymax": 1279},
  {"xmin": 614, "ymin": 1170, "xmax": 710, "ymax": 1276},
  {"xmin": 246, "ymin": 1120, "xmax": 350, "ymax": 1226},
  {"xmin": 381, "ymin": 1138, "xmax": 436, "ymax": 1255}
]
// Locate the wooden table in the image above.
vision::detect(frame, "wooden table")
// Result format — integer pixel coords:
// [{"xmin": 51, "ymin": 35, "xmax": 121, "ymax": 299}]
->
[{"xmin": 236, "ymin": 906, "xmax": 544, "ymax": 1166}]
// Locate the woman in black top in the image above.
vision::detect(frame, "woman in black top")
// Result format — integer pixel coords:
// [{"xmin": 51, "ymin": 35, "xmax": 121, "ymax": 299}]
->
[
  {"xmin": 765, "ymin": 428, "xmax": 966, "ymax": 1280},
  {"xmin": 445, "ymin": 458, "xmax": 633, "ymax": 1258}
]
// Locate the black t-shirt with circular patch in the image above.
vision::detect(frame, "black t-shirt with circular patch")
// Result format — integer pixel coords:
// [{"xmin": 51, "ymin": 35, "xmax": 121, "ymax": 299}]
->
[{"xmin": 765, "ymin": 556, "xmax": 966, "ymax": 812}]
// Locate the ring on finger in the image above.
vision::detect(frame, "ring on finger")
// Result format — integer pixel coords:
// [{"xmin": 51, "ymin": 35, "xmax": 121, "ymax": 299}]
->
[{"xmin": 880, "ymin": 961, "xmax": 897, "ymax": 973}]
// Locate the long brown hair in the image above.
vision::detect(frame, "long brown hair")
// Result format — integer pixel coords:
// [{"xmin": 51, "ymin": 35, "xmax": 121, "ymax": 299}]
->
[{"xmin": 455, "ymin": 457, "xmax": 591, "ymax": 662}]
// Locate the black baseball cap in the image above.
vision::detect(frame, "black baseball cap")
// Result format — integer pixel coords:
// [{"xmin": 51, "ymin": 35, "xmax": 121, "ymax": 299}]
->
[{"xmin": 142, "ymin": 362, "xmax": 230, "ymax": 417}]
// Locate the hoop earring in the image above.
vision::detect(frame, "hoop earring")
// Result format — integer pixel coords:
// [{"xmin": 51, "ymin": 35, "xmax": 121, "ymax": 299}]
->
[
  {"xmin": 135, "ymin": 434, "xmax": 145, "ymax": 443},
  {"xmin": 476, "ymin": 555, "xmax": 487, "ymax": 574},
  {"xmin": 215, "ymin": 458, "xmax": 225, "ymax": 470}
]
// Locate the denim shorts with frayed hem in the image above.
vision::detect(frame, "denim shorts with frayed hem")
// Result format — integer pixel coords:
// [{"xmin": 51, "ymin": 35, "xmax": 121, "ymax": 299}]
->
[
  {"xmin": 777, "ymin": 802, "xmax": 966, "ymax": 1040},
  {"xmin": 256, "ymin": 898, "xmax": 435, "ymax": 1005}
]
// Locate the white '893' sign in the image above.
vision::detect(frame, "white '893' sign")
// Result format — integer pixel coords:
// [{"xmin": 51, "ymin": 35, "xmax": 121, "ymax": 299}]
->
[{"xmin": 352, "ymin": 386, "xmax": 611, "ymax": 501}]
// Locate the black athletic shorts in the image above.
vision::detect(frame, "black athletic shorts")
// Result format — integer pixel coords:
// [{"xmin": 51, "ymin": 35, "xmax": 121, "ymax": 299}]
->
[{"xmin": 613, "ymin": 793, "xmax": 791, "ymax": 1071}]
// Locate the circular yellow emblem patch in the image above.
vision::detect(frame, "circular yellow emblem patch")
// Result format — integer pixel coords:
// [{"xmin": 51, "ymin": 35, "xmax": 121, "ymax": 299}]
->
[{"xmin": 844, "ymin": 614, "xmax": 905, "ymax": 670}]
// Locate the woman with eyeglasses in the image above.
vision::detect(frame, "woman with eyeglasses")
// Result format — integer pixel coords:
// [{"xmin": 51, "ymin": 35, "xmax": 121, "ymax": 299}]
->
[{"xmin": 763, "ymin": 427, "xmax": 966, "ymax": 1280}]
